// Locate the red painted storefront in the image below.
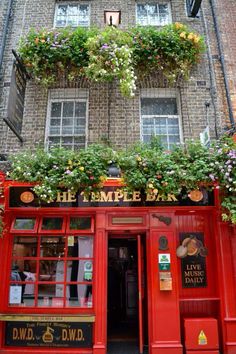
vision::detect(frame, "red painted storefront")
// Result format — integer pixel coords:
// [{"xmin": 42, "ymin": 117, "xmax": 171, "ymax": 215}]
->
[{"xmin": 0, "ymin": 173, "xmax": 236, "ymax": 354}]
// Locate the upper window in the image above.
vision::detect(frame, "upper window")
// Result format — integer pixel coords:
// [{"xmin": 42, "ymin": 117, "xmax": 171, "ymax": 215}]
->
[
  {"xmin": 141, "ymin": 92, "xmax": 181, "ymax": 149},
  {"xmin": 46, "ymin": 99, "xmax": 87, "ymax": 150},
  {"xmin": 54, "ymin": 3, "xmax": 90, "ymax": 27},
  {"xmin": 136, "ymin": 3, "xmax": 171, "ymax": 26}
]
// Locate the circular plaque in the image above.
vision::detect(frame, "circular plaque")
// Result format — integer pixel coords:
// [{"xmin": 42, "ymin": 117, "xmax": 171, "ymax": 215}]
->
[
  {"xmin": 189, "ymin": 189, "xmax": 203, "ymax": 202},
  {"xmin": 20, "ymin": 191, "xmax": 34, "ymax": 203}
]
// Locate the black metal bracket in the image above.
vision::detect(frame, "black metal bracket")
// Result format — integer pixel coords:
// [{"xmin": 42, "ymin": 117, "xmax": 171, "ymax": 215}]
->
[{"xmin": 152, "ymin": 214, "xmax": 172, "ymax": 226}]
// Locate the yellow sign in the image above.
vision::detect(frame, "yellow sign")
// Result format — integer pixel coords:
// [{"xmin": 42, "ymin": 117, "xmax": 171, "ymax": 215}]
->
[{"xmin": 198, "ymin": 330, "xmax": 207, "ymax": 345}]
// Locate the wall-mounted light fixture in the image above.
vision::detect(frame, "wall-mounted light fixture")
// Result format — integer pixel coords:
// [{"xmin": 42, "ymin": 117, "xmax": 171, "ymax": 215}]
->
[{"xmin": 104, "ymin": 10, "xmax": 121, "ymax": 27}]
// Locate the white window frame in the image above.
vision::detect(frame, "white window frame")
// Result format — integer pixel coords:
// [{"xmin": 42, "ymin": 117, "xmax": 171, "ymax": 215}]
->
[
  {"xmin": 140, "ymin": 89, "xmax": 183, "ymax": 149},
  {"xmin": 45, "ymin": 89, "xmax": 89, "ymax": 151},
  {"xmin": 54, "ymin": 2, "xmax": 90, "ymax": 28},
  {"xmin": 136, "ymin": 2, "xmax": 172, "ymax": 26}
]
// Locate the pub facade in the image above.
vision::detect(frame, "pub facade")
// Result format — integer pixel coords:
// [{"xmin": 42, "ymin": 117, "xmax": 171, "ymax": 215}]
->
[
  {"xmin": 0, "ymin": 0, "xmax": 236, "ymax": 352},
  {"xmin": 0, "ymin": 172, "xmax": 236, "ymax": 353}
]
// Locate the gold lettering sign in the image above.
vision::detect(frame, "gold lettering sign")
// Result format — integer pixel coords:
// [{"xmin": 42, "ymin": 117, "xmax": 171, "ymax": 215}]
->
[
  {"xmin": 56, "ymin": 190, "xmax": 178, "ymax": 204},
  {"xmin": 5, "ymin": 321, "xmax": 93, "ymax": 348}
]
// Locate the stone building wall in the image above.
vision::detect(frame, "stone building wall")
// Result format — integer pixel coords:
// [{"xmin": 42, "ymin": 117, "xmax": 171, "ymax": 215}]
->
[{"xmin": 0, "ymin": 0, "xmax": 231, "ymax": 154}]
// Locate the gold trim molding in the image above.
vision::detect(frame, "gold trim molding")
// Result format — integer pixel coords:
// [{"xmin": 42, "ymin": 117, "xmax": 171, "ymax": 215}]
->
[{"xmin": 0, "ymin": 314, "xmax": 95, "ymax": 322}]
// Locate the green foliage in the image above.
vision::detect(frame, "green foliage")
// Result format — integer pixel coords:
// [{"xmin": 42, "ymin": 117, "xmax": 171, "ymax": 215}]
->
[
  {"xmin": 18, "ymin": 23, "xmax": 205, "ymax": 95},
  {"xmin": 18, "ymin": 27, "xmax": 97, "ymax": 86},
  {"xmin": 9, "ymin": 145, "xmax": 115, "ymax": 202},
  {"xmin": 131, "ymin": 23, "xmax": 205, "ymax": 82},
  {"xmin": 85, "ymin": 26, "xmax": 136, "ymax": 97},
  {"xmin": 8, "ymin": 136, "xmax": 236, "ymax": 224}
]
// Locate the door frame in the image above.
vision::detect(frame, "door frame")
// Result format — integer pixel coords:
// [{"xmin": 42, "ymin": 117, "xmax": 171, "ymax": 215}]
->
[{"xmin": 107, "ymin": 232, "xmax": 147, "ymax": 353}]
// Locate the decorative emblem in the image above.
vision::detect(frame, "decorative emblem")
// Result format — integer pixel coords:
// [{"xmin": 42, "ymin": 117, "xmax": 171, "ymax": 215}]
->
[
  {"xmin": 20, "ymin": 191, "xmax": 34, "ymax": 203},
  {"xmin": 158, "ymin": 236, "xmax": 169, "ymax": 250},
  {"xmin": 176, "ymin": 235, "xmax": 208, "ymax": 258},
  {"xmin": 189, "ymin": 189, "xmax": 203, "ymax": 202},
  {"xmin": 42, "ymin": 326, "xmax": 54, "ymax": 343}
]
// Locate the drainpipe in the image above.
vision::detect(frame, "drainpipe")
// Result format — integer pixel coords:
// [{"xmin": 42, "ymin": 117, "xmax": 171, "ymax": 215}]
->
[
  {"xmin": 0, "ymin": 0, "xmax": 14, "ymax": 77},
  {"xmin": 209, "ymin": 0, "xmax": 235, "ymax": 130}
]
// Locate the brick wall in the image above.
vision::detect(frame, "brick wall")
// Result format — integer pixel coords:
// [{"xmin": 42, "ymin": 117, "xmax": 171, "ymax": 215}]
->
[
  {"xmin": 214, "ymin": 0, "xmax": 236, "ymax": 125},
  {"xmin": 0, "ymin": 0, "xmax": 231, "ymax": 154}
]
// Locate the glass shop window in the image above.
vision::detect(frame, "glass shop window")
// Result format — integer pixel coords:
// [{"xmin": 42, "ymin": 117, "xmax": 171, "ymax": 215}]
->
[
  {"xmin": 41, "ymin": 217, "xmax": 64, "ymax": 231},
  {"xmin": 69, "ymin": 216, "xmax": 93, "ymax": 232},
  {"xmin": 12, "ymin": 218, "xmax": 36, "ymax": 231},
  {"xmin": 9, "ymin": 235, "xmax": 94, "ymax": 309}
]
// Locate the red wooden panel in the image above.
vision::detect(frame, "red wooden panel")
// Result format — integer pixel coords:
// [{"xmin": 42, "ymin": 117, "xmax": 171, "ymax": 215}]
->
[{"xmin": 230, "ymin": 233, "xmax": 236, "ymax": 294}]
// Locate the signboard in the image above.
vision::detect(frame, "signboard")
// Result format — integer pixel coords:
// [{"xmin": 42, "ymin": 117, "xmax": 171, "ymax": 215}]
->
[
  {"xmin": 180, "ymin": 233, "xmax": 207, "ymax": 288},
  {"xmin": 9, "ymin": 186, "xmax": 214, "ymax": 208},
  {"xmin": 159, "ymin": 272, "xmax": 172, "ymax": 291},
  {"xmin": 9, "ymin": 286, "xmax": 22, "ymax": 304},
  {"xmin": 5, "ymin": 322, "xmax": 92, "ymax": 348},
  {"xmin": 159, "ymin": 263, "xmax": 170, "ymax": 271},
  {"xmin": 158, "ymin": 254, "xmax": 170, "ymax": 264},
  {"xmin": 4, "ymin": 59, "xmax": 27, "ymax": 142},
  {"xmin": 200, "ymin": 126, "xmax": 210, "ymax": 147}
]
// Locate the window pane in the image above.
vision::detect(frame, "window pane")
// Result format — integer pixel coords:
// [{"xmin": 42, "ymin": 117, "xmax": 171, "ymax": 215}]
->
[
  {"xmin": 12, "ymin": 236, "xmax": 37, "ymax": 257},
  {"xmin": 9, "ymin": 284, "xmax": 35, "ymax": 307},
  {"xmin": 66, "ymin": 260, "xmax": 92, "ymax": 282},
  {"xmin": 48, "ymin": 100, "xmax": 87, "ymax": 150},
  {"xmin": 141, "ymin": 95, "xmax": 180, "ymax": 150},
  {"xmin": 48, "ymin": 137, "xmax": 60, "ymax": 148},
  {"xmin": 75, "ymin": 102, "xmax": 86, "ymax": 117},
  {"xmin": 70, "ymin": 217, "xmax": 91, "ymax": 230},
  {"xmin": 10, "ymin": 261, "xmax": 37, "ymax": 279},
  {"xmin": 169, "ymin": 135, "xmax": 180, "ymax": 143},
  {"xmin": 51, "ymin": 102, "xmax": 61, "ymax": 117},
  {"xmin": 168, "ymin": 125, "xmax": 179, "ymax": 134},
  {"xmin": 37, "ymin": 284, "xmax": 57, "ymax": 307},
  {"xmin": 13, "ymin": 218, "xmax": 36, "ymax": 230},
  {"xmin": 63, "ymin": 102, "xmax": 74, "ymax": 117},
  {"xmin": 62, "ymin": 126, "xmax": 73, "ymax": 135},
  {"xmin": 62, "ymin": 137, "xmax": 73, "ymax": 144},
  {"xmin": 155, "ymin": 125, "xmax": 167, "ymax": 134},
  {"xmin": 39, "ymin": 260, "xmax": 59, "ymax": 281},
  {"xmin": 40, "ymin": 236, "xmax": 65, "ymax": 257},
  {"xmin": 74, "ymin": 136, "xmax": 85, "ymax": 144},
  {"xmin": 78, "ymin": 5, "xmax": 89, "ymax": 26},
  {"xmin": 68, "ymin": 236, "xmax": 93, "ymax": 258},
  {"xmin": 41, "ymin": 217, "xmax": 63, "ymax": 230},
  {"xmin": 137, "ymin": 4, "xmax": 148, "ymax": 25},
  {"xmin": 137, "ymin": 3, "xmax": 170, "ymax": 26},
  {"xmin": 57, "ymin": 5, "xmax": 67, "ymax": 16},
  {"xmin": 66, "ymin": 284, "xmax": 92, "ymax": 307},
  {"xmin": 49, "ymin": 126, "xmax": 60, "ymax": 135},
  {"xmin": 159, "ymin": 4, "xmax": 169, "ymax": 25},
  {"xmin": 141, "ymin": 98, "xmax": 177, "ymax": 115},
  {"xmin": 50, "ymin": 118, "xmax": 60, "ymax": 126},
  {"xmin": 148, "ymin": 4, "xmax": 159, "ymax": 25}
]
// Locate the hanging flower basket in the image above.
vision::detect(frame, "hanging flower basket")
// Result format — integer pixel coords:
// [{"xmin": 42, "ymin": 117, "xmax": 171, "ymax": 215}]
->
[{"xmin": 18, "ymin": 23, "xmax": 205, "ymax": 97}]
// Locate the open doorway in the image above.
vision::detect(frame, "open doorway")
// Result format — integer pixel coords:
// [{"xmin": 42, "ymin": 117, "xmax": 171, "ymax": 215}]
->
[{"xmin": 107, "ymin": 234, "xmax": 147, "ymax": 353}]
